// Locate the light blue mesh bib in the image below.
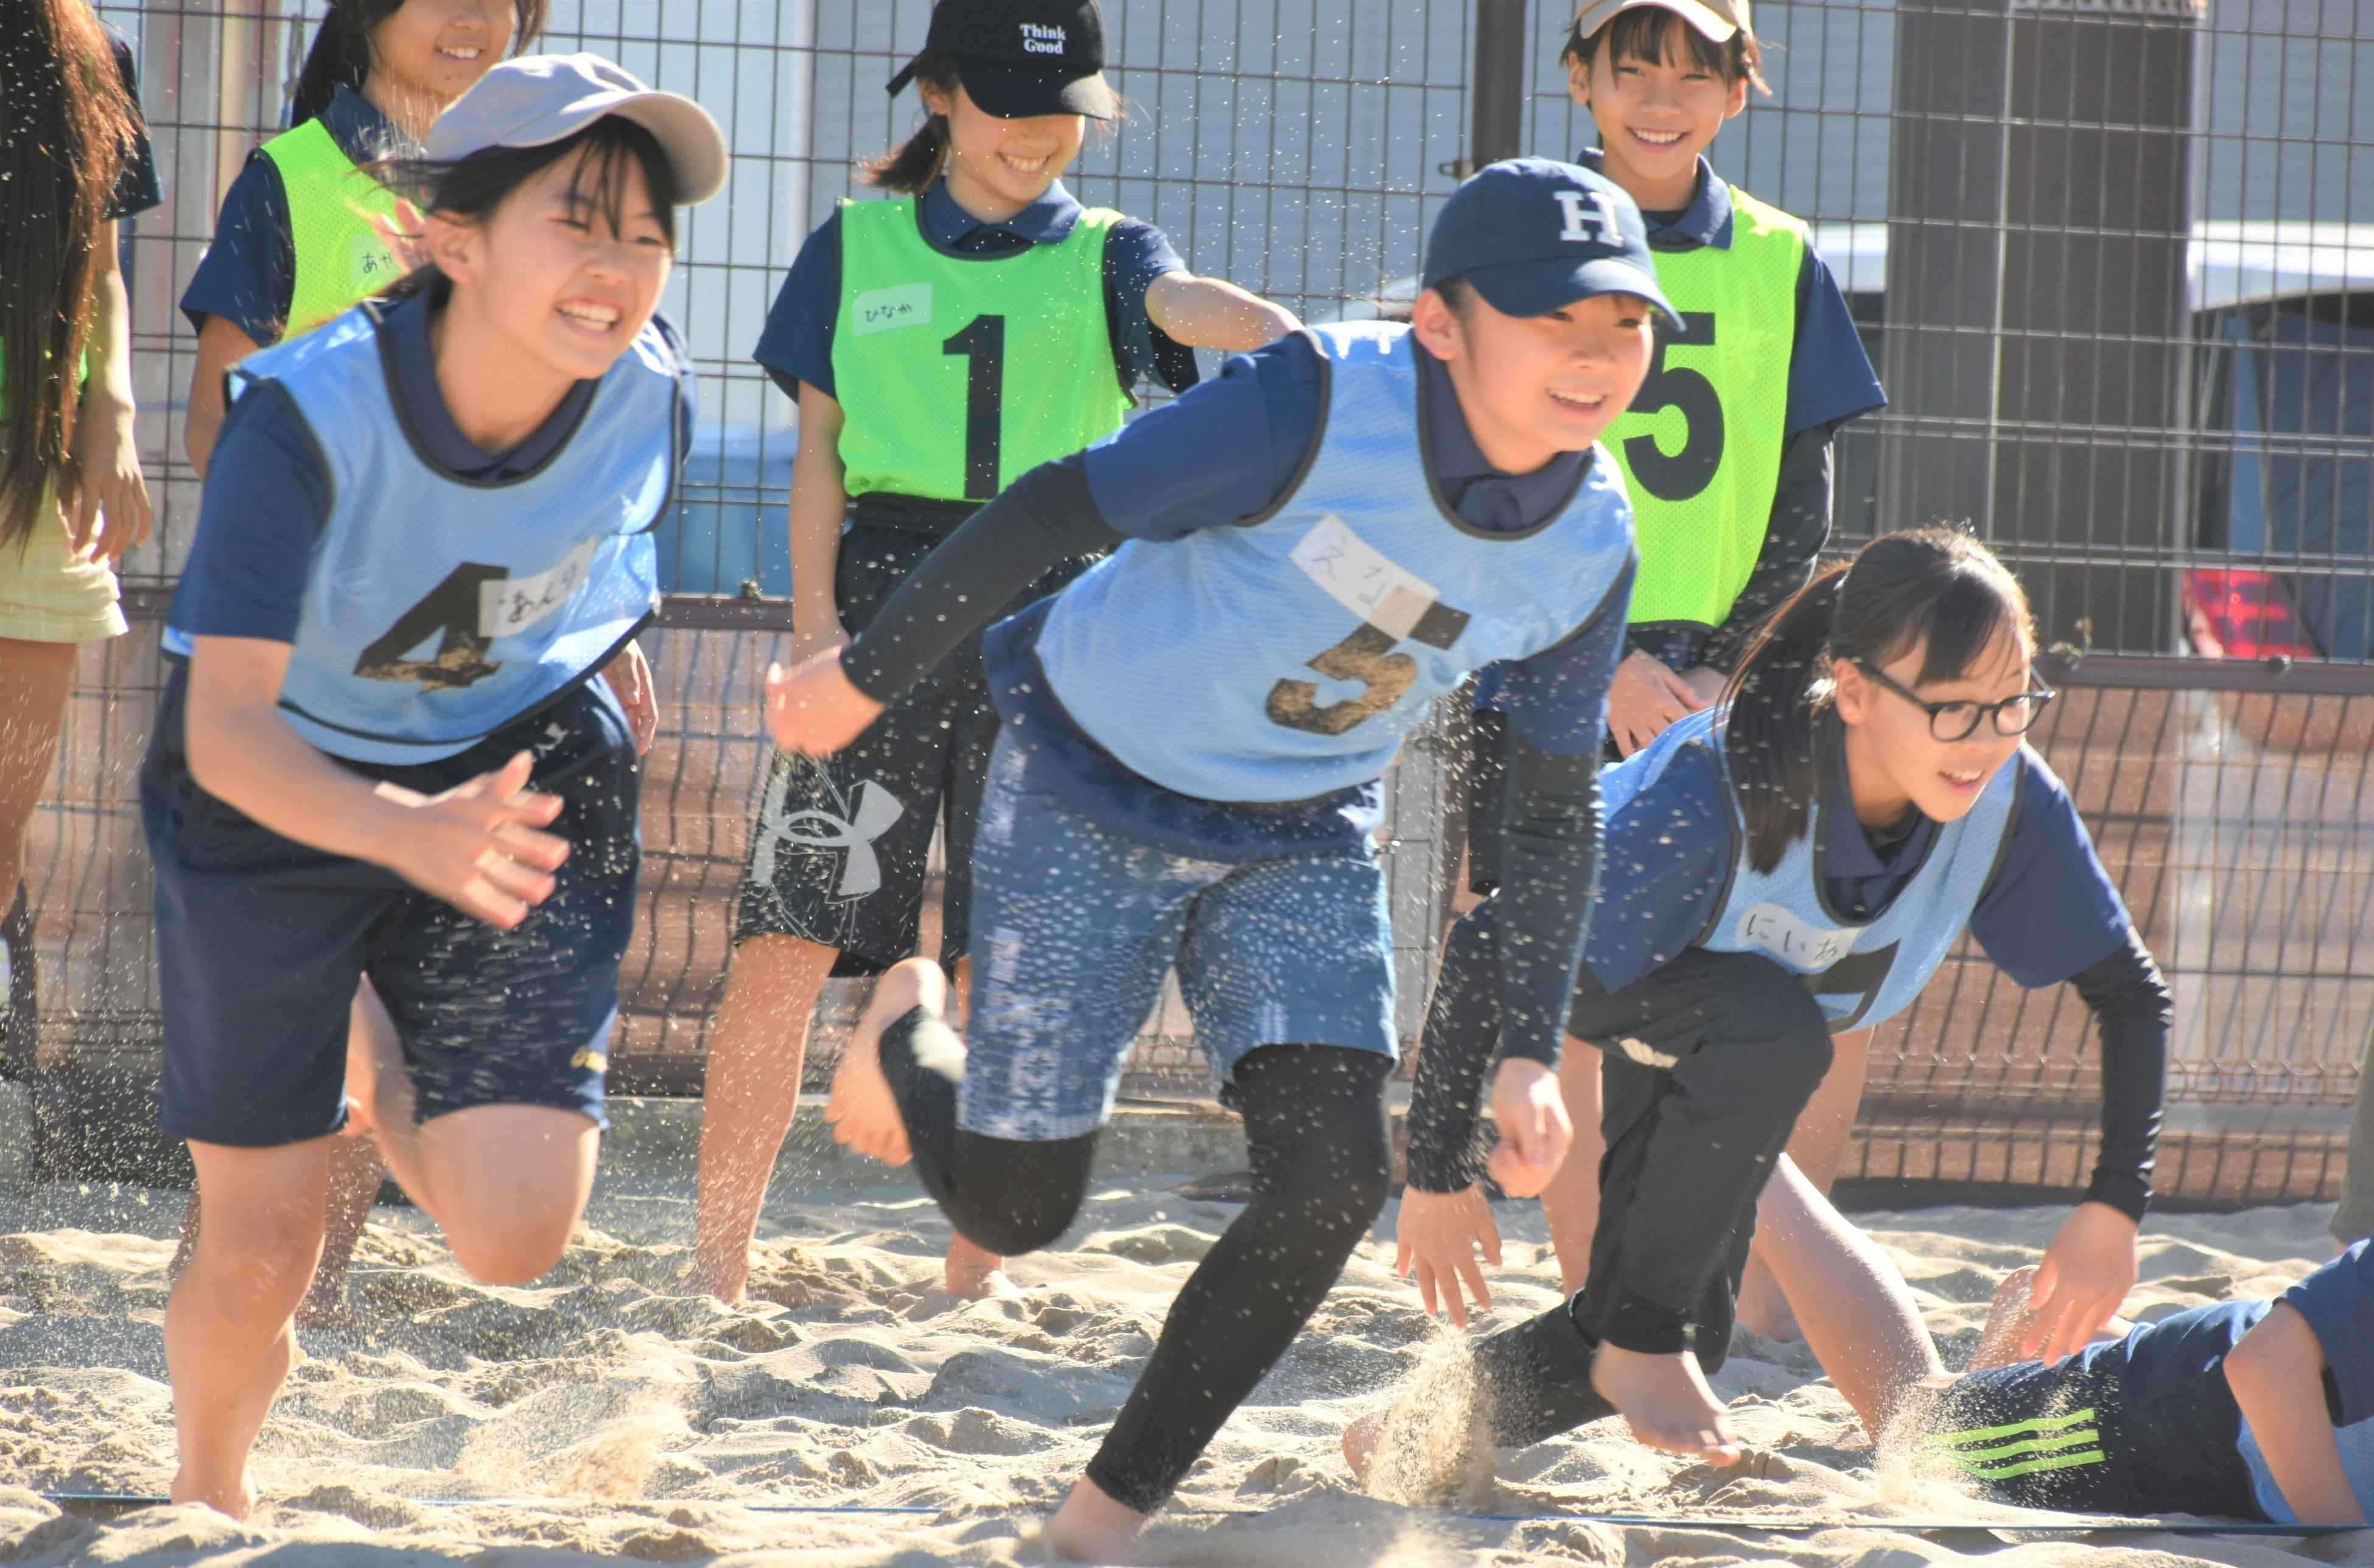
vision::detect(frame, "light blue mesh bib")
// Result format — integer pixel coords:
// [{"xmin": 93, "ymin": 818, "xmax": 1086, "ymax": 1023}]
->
[
  {"xmin": 2241, "ymin": 1413, "xmax": 2374, "ymax": 1524},
  {"xmin": 1034, "ymin": 322, "xmax": 1636, "ymax": 803},
  {"xmin": 1608, "ymin": 707, "xmax": 2023, "ymax": 1031},
  {"xmin": 228, "ymin": 303, "xmax": 678, "ymax": 763}
]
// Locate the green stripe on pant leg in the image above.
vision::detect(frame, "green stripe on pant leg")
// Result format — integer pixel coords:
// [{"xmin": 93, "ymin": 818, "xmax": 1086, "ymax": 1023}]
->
[
  {"xmin": 1923, "ymin": 1407, "xmax": 2099, "ymax": 1448},
  {"xmin": 1955, "ymin": 1446, "xmax": 2109, "ymax": 1482}
]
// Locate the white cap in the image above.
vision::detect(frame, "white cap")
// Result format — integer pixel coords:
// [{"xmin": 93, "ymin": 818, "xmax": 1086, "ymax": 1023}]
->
[
  {"xmin": 1572, "ymin": 0, "xmax": 1749, "ymax": 44},
  {"xmin": 425, "ymin": 53, "xmax": 727, "ymax": 205}
]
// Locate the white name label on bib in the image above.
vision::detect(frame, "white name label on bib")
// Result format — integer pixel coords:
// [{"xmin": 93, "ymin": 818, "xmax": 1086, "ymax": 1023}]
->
[
  {"xmin": 1291, "ymin": 514, "xmax": 1444, "ymax": 640},
  {"xmin": 852, "ymin": 282, "xmax": 934, "ymax": 337},
  {"xmin": 480, "ymin": 540, "xmax": 598, "ymax": 640},
  {"xmin": 1736, "ymin": 901, "xmax": 1854, "ymax": 972}
]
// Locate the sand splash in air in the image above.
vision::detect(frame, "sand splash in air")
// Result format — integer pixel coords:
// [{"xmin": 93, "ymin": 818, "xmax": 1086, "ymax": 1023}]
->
[{"xmin": 0, "ymin": 1177, "xmax": 2359, "ymax": 1568}]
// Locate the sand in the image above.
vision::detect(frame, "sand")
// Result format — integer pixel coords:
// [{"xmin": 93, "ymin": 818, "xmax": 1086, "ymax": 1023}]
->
[{"xmin": 0, "ymin": 1168, "xmax": 2364, "ymax": 1568}]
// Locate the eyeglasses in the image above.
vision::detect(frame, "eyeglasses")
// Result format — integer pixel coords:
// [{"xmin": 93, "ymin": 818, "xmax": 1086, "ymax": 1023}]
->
[{"xmin": 1854, "ymin": 660, "xmax": 2057, "ymax": 742}]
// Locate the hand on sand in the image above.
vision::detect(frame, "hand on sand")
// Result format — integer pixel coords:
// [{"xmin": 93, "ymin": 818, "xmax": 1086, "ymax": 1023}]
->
[
  {"xmin": 1591, "ymin": 1343, "xmax": 1741, "ymax": 1465},
  {"xmin": 1342, "ymin": 1408, "xmax": 1386, "ymax": 1486},
  {"xmin": 1396, "ymin": 1185, "xmax": 1502, "ymax": 1329},
  {"xmin": 369, "ymin": 752, "xmax": 567, "ymax": 928},
  {"xmin": 764, "ymin": 649, "xmax": 882, "ymax": 757},
  {"xmin": 1043, "ymin": 1473, "xmax": 1150, "ymax": 1564},
  {"xmin": 2020, "ymin": 1200, "xmax": 2138, "ymax": 1362},
  {"xmin": 1969, "ymin": 1265, "xmax": 2040, "ymax": 1371},
  {"xmin": 1486, "ymin": 1058, "xmax": 1571, "ymax": 1200}
]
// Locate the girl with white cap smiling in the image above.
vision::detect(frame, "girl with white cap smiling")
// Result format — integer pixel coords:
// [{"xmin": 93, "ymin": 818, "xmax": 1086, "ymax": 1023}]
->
[{"xmin": 144, "ymin": 54, "xmax": 724, "ymax": 1516}]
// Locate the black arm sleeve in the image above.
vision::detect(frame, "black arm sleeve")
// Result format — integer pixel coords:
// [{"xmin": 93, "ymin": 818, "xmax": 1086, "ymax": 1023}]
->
[
  {"xmin": 1496, "ymin": 735, "xmax": 1603, "ymax": 1069},
  {"xmin": 2068, "ymin": 931, "xmax": 2170, "ymax": 1222},
  {"xmin": 1703, "ymin": 421, "xmax": 1838, "ymax": 674},
  {"xmin": 1404, "ymin": 899, "xmax": 1506, "ymax": 1192},
  {"xmin": 839, "ymin": 458, "xmax": 1123, "ymax": 704}
]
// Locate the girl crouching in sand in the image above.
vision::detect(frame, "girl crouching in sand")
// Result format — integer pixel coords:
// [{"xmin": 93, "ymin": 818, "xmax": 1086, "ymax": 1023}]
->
[{"xmin": 145, "ymin": 55, "xmax": 723, "ymax": 1515}]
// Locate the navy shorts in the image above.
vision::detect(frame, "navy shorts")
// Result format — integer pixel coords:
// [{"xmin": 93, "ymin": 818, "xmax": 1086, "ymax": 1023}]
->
[
  {"xmin": 1921, "ymin": 1348, "xmax": 2260, "ymax": 1519},
  {"xmin": 142, "ymin": 672, "xmax": 639, "ymax": 1148},
  {"xmin": 733, "ymin": 516, "xmax": 1091, "ymax": 975}
]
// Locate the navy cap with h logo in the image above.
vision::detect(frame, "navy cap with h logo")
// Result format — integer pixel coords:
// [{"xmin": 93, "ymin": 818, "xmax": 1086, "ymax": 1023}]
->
[
  {"xmin": 1423, "ymin": 158, "xmax": 1676, "ymax": 323},
  {"xmin": 889, "ymin": 0, "xmax": 1117, "ymax": 122}
]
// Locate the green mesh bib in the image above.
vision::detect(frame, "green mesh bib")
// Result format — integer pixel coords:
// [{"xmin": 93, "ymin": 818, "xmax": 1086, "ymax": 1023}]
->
[
  {"xmin": 1607, "ymin": 185, "xmax": 1805, "ymax": 632},
  {"xmin": 830, "ymin": 195, "xmax": 1132, "ymax": 501},
  {"xmin": 259, "ymin": 117, "xmax": 405, "ymax": 341}
]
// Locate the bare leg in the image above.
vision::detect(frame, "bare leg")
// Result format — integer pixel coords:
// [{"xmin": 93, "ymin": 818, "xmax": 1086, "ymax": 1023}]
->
[
  {"xmin": 169, "ymin": 1138, "xmax": 340, "ymax": 1516},
  {"xmin": 690, "ymin": 934, "xmax": 838, "ymax": 1301},
  {"xmin": 1738, "ymin": 1028, "xmax": 1871, "ymax": 1340},
  {"xmin": 1536, "ymin": 1040, "xmax": 1605, "ymax": 1297},
  {"xmin": 0, "ymin": 638, "xmax": 76, "ymax": 908},
  {"xmin": 1751, "ymin": 1153, "xmax": 1944, "ymax": 1438},
  {"xmin": 356, "ymin": 1016, "xmax": 598, "ymax": 1286},
  {"xmin": 297, "ymin": 984, "xmax": 394, "ymax": 1325}
]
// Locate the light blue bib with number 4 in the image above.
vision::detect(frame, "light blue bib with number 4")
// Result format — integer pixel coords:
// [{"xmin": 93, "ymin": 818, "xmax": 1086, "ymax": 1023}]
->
[{"xmin": 229, "ymin": 301, "xmax": 681, "ymax": 764}]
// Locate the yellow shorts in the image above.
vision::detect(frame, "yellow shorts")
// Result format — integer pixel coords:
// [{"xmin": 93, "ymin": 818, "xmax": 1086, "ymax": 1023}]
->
[{"xmin": 0, "ymin": 492, "xmax": 127, "ymax": 644}]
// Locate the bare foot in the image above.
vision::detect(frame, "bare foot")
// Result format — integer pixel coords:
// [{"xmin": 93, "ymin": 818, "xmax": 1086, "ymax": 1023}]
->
[
  {"xmin": 1970, "ymin": 1265, "xmax": 2040, "ymax": 1371},
  {"xmin": 945, "ymin": 1233, "xmax": 1018, "ymax": 1298},
  {"xmin": 1043, "ymin": 1473, "xmax": 1149, "ymax": 1564},
  {"xmin": 170, "ymin": 1466, "xmax": 257, "ymax": 1520},
  {"xmin": 1342, "ymin": 1408, "xmax": 1385, "ymax": 1485},
  {"xmin": 826, "ymin": 960, "xmax": 944, "ymax": 1166},
  {"xmin": 1591, "ymin": 1343, "xmax": 1740, "ymax": 1464}
]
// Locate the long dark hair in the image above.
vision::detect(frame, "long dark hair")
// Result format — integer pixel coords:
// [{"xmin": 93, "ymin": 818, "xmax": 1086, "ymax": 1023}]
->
[
  {"xmin": 291, "ymin": 0, "xmax": 550, "ymax": 128},
  {"xmin": 374, "ymin": 114, "xmax": 680, "ymax": 306},
  {"xmin": 865, "ymin": 52, "xmax": 964, "ymax": 194},
  {"xmin": 0, "ymin": 0, "xmax": 136, "ymax": 550},
  {"xmin": 1724, "ymin": 529, "xmax": 2033, "ymax": 872}
]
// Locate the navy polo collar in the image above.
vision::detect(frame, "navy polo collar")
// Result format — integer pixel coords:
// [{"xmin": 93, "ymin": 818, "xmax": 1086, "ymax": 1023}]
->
[
  {"xmin": 1821, "ymin": 723, "xmax": 1930, "ymax": 874},
  {"xmin": 921, "ymin": 175, "xmax": 1085, "ymax": 248},
  {"xmin": 1572, "ymin": 148, "xmax": 1733, "ymax": 250},
  {"xmin": 1417, "ymin": 344, "xmax": 1588, "ymax": 530},
  {"xmin": 320, "ymin": 83, "xmax": 418, "ymax": 167}
]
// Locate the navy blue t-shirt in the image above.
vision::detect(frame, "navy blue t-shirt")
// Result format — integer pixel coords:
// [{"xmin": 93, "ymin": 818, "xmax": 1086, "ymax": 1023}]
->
[
  {"xmin": 1585, "ymin": 726, "xmax": 2131, "ymax": 995},
  {"xmin": 982, "ymin": 333, "xmax": 1626, "ymax": 859},
  {"xmin": 100, "ymin": 30, "xmax": 163, "ymax": 223},
  {"xmin": 180, "ymin": 85, "xmax": 412, "ymax": 345},
  {"xmin": 169, "ymin": 293, "xmax": 689, "ymax": 646},
  {"xmin": 752, "ymin": 178, "xmax": 1197, "ymax": 402}
]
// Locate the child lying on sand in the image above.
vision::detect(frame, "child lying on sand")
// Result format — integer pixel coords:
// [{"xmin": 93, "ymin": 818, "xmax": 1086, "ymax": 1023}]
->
[{"xmin": 1349, "ymin": 1158, "xmax": 2372, "ymax": 1527}]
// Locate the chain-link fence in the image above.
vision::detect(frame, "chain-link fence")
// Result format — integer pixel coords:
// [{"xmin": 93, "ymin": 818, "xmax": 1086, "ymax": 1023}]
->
[{"xmin": 18, "ymin": 0, "xmax": 2374, "ymax": 1199}]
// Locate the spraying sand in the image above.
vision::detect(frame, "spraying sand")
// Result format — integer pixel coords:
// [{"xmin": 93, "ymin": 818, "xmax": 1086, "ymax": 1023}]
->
[{"xmin": 0, "ymin": 1172, "xmax": 2362, "ymax": 1567}]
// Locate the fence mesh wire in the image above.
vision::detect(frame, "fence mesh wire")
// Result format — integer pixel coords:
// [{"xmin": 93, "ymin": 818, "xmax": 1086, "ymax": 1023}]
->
[{"xmin": 18, "ymin": 0, "xmax": 2374, "ymax": 1200}]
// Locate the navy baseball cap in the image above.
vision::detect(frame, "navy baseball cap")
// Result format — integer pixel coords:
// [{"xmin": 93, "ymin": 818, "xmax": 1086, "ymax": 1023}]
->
[
  {"xmin": 889, "ymin": 0, "xmax": 1117, "ymax": 122},
  {"xmin": 1423, "ymin": 158, "xmax": 1676, "ymax": 323}
]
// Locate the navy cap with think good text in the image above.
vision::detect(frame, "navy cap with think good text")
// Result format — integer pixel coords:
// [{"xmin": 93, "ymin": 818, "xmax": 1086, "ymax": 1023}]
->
[
  {"xmin": 889, "ymin": 0, "xmax": 1118, "ymax": 122},
  {"xmin": 1423, "ymin": 158, "xmax": 1676, "ymax": 323}
]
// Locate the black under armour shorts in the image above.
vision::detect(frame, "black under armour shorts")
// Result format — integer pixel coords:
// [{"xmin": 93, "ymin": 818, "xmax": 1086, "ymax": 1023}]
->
[{"xmin": 732, "ymin": 508, "xmax": 1093, "ymax": 976}]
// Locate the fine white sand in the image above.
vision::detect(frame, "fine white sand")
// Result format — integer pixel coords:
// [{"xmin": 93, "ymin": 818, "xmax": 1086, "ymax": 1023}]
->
[{"xmin": 0, "ymin": 1171, "xmax": 2362, "ymax": 1568}]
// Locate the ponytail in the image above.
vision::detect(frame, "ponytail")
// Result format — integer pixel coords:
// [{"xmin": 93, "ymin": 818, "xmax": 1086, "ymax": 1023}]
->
[
  {"xmin": 291, "ymin": 0, "xmax": 550, "ymax": 130},
  {"xmin": 864, "ymin": 52, "xmax": 962, "ymax": 194},
  {"xmin": 1723, "ymin": 528, "xmax": 2034, "ymax": 873}
]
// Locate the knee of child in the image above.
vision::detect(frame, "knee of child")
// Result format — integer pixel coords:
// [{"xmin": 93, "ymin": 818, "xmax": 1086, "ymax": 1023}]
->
[
  {"xmin": 193, "ymin": 1223, "xmax": 326, "ymax": 1311},
  {"xmin": 958, "ymin": 1201, "xmax": 1076, "ymax": 1259},
  {"xmin": 445, "ymin": 1213, "xmax": 575, "ymax": 1286}
]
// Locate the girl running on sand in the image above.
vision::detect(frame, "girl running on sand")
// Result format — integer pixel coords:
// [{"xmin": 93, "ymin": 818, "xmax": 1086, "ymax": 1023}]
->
[
  {"xmin": 174, "ymin": 0, "xmax": 553, "ymax": 1326},
  {"xmin": 145, "ymin": 55, "xmax": 723, "ymax": 1516},
  {"xmin": 1388, "ymin": 529, "xmax": 2168, "ymax": 1465},
  {"xmin": 695, "ymin": 0, "xmax": 1295, "ymax": 1307},
  {"xmin": 763, "ymin": 157, "xmax": 1662, "ymax": 1561}
]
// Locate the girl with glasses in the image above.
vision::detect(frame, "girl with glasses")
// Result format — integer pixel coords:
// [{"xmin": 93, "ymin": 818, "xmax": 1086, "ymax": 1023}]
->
[{"xmin": 1368, "ymin": 527, "xmax": 2169, "ymax": 1467}]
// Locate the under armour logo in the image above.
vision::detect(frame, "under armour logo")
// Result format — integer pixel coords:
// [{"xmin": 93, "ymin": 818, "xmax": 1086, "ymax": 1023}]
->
[
  {"xmin": 1553, "ymin": 189, "xmax": 1625, "ymax": 248},
  {"xmin": 752, "ymin": 773, "xmax": 905, "ymax": 898}
]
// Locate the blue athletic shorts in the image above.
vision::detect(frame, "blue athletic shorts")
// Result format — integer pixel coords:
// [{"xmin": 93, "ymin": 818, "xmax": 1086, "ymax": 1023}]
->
[
  {"xmin": 142, "ymin": 671, "xmax": 638, "ymax": 1148},
  {"xmin": 959, "ymin": 734, "xmax": 1398, "ymax": 1141}
]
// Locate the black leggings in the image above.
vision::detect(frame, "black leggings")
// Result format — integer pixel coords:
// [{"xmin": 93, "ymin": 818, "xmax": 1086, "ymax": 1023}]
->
[{"xmin": 881, "ymin": 1013, "xmax": 1395, "ymax": 1512}]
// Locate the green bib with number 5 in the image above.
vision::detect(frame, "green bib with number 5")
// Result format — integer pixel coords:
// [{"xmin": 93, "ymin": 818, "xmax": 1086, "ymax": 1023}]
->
[
  {"xmin": 1606, "ymin": 185, "xmax": 1804, "ymax": 632},
  {"xmin": 832, "ymin": 194, "xmax": 1132, "ymax": 502}
]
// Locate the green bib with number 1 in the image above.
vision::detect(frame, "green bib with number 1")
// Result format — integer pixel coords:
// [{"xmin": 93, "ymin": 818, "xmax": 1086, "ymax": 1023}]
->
[
  {"xmin": 1606, "ymin": 185, "xmax": 1804, "ymax": 632},
  {"xmin": 832, "ymin": 195, "xmax": 1132, "ymax": 502}
]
